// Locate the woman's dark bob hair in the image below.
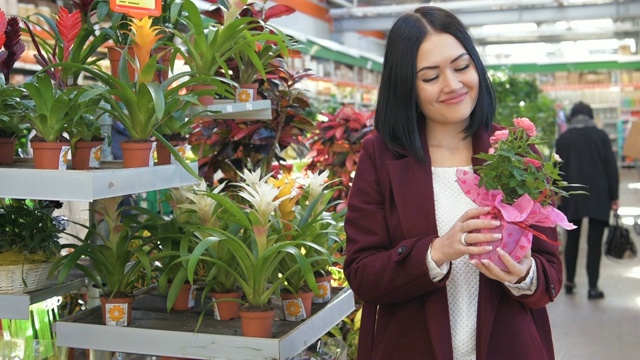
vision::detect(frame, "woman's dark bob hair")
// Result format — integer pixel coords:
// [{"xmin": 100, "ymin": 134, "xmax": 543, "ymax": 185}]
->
[{"xmin": 374, "ymin": 6, "xmax": 496, "ymax": 162}]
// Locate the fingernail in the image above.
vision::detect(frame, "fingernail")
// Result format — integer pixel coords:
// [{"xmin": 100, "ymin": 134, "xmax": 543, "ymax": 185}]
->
[
  {"xmin": 484, "ymin": 207, "xmax": 492, "ymax": 211},
  {"xmin": 491, "ymin": 220, "xmax": 500, "ymax": 226},
  {"xmin": 496, "ymin": 248, "xmax": 504, "ymax": 254},
  {"xmin": 485, "ymin": 246, "xmax": 493, "ymax": 251},
  {"xmin": 482, "ymin": 259, "xmax": 490, "ymax": 265},
  {"xmin": 492, "ymin": 233, "xmax": 502, "ymax": 239}
]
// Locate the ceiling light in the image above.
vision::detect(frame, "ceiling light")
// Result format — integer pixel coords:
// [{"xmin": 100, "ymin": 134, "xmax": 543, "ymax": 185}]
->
[
  {"xmin": 481, "ymin": 23, "xmax": 538, "ymax": 34},
  {"xmin": 569, "ymin": 18, "xmax": 613, "ymax": 30}
]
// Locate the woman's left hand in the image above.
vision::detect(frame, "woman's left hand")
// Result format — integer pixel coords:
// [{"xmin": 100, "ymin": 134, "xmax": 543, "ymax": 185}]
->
[{"xmin": 471, "ymin": 248, "xmax": 533, "ymax": 284}]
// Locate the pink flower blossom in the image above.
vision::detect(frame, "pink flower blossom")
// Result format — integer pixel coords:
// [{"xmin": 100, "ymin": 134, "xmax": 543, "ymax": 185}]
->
[
  {"xmin": 523, "ymin": 158, "xmax": 541, "ymax": 167},
  {"xmin": 513, "ymin": 117, "xmax": 537, "ymax": 137},
  {"xmin": 488, "ymin": 147, "xmax": 496, "ymax": 154},
  {"xmin": 490, "ymin": 130, "xmax": 509, "ymax": 145}
]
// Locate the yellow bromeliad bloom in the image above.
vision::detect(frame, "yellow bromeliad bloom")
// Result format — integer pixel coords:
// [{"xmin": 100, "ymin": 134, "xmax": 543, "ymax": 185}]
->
[
  {"xmin": 269, "ymin": 175, "xmax": 301, "ymax": 222},
  {"xmin": 127, "ymin": 16, "xmax": 164, "ymax": 83}
]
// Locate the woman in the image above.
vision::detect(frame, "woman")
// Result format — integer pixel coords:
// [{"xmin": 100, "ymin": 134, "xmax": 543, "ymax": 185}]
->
[{"xmin": 344, "ymin": 6, "xmax": 562, "ymax": 360}]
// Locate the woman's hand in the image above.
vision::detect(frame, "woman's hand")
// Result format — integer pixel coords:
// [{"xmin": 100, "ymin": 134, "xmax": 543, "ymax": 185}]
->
[
  {"xmin": 430, "ymin": 206, "xmax": 501, "ymax": 266},
  {"xmin": 471, "ymin": 248, "xmax": 533, "ymax": 284}
]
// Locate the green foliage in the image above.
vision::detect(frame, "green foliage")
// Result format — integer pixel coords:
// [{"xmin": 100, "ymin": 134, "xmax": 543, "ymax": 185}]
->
[
  {"xmin": 0, "ymin": 199, "xmax": 63, "ymax": 264},
  {"xmin": 474, "ymin": 119, "xmax": 584, "ymax": 205},
  {"xmin": 490, "ymin": 69, "xmax": 557, "ymax": 157},
  {"xmin": 50, "ymin": 197, "xmax": 160, "ymax": 298},
  {"xmin": 0, "ymin": 82, "xmax": 28, "ymax": 138}
]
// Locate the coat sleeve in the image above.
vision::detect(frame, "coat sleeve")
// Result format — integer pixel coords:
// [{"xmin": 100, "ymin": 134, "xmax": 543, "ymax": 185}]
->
[{"xmin": 344, "ymin": 138, "xmax": 447, "ymax": 305}]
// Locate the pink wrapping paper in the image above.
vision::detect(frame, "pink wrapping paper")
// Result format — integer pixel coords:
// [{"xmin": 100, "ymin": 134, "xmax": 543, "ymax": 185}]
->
[{"xmin": 456, "ymin": 168, "xmax": 576, "ymax": 270}]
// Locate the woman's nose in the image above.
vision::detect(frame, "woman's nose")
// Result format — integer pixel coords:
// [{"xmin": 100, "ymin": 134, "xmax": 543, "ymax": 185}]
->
[{"xmin": 441, "ymin": 70, "xmax": 463, "ymax": 92}]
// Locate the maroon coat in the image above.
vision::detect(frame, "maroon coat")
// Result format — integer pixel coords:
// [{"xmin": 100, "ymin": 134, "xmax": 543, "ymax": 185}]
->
[{"xmin": 344, "ymin": 124, "xmax": 562, "ymax": 360}]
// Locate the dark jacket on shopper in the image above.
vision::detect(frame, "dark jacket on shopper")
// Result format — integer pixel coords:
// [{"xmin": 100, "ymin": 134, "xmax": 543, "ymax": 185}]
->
[
  {"xmin": 344, "ymin": 124, "xmax": 561, "ymax": 360},
  {"xmin": 555, "ymin": 115, "xmax": 619, "ymax": 222}
]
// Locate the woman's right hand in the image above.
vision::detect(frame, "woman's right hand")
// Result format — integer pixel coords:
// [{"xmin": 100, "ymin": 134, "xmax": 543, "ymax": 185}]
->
[{"xmin": 430, "ymin": 206, "xmax": 501, "ymax": 266}]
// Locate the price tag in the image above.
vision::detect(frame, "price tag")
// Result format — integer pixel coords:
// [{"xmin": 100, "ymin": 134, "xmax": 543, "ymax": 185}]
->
[{"xmin": 110, "ymin": 0, "xmax": 162, "ymax": 18}]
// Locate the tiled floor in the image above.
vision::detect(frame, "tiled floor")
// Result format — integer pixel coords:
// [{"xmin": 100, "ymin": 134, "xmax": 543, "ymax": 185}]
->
[{"xmin": 549, "ymin": 167, "xmax": 640, "ymax": 360}]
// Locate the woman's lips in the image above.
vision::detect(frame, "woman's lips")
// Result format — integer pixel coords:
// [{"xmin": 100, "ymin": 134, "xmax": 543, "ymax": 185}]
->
[{"xmin": 440, "ymin": 92, "xmax": 467, "ymax": 105}]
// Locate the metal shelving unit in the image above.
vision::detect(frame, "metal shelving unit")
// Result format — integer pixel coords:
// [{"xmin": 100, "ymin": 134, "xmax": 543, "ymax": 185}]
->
[
  {"xmin": 0, "ymin": 278, "xmax": 88, "ymax": 320},
  {"xmin": 1, "ymin": 101, "xmax": 353, "ymax": 358},
  {"xmin": 0, "ymin": 161, "xmax": 199, "ymax": 202},
  {"xmin": 54, "ymin": 287, "xmax": 355, "ymax": 360}
]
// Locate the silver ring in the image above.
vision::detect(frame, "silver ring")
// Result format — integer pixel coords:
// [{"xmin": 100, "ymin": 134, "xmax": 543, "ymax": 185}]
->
[{"xmin": 460, "ymin": 232, "xmax": 469, "ymax": 246}]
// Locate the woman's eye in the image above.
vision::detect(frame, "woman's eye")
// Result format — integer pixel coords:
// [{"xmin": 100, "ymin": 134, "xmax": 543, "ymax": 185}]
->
[
  {"xmin": 422, "ymin": 76, "xmax": 438, "ymax": 83},
  {"xmin": 455, "ymin": 64, "xmax": 471, "ymax": 72}
]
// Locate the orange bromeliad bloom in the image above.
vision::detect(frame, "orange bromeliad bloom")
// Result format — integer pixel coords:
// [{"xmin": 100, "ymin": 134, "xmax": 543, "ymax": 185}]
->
[{"xmin": 127, "ymin": 16, "xmax": 164, "ymax": 83}]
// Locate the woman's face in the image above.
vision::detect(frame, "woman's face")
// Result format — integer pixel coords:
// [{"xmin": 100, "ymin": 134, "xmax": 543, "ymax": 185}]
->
[{"xmin": 415, "ymin": 31, "xmax": 479, "ymax": 127}]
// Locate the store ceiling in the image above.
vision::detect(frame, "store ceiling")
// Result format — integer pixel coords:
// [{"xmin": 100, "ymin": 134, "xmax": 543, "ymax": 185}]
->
[{"xmin": 327, "ymin": 0, "xmax": 640, "ymax": 46}]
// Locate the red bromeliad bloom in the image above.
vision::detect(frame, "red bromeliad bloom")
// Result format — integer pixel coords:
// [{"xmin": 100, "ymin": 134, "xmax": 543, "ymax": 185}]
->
[
  {"xmin": 0, "ymin": 11, "xmax": 25, "ymax": 83},
  {"xmin": 57, "ymin": 7, "xmax": 82, "ymax": 62}
]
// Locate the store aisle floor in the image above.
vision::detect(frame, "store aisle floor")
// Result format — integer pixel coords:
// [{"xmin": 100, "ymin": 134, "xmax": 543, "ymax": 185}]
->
[{"xmin": 549, "ymin": 167, "xmax": 640, "ymax": 360}]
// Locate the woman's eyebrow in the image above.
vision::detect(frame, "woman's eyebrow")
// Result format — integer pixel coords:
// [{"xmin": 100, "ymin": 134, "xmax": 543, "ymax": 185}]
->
[{"xmin": 416, "ymin": 53, "xmax": 470, "ymax": 74}]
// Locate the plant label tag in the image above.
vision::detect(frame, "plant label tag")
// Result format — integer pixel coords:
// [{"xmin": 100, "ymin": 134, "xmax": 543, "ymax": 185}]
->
[
  {"xmin": 212, "ymin": 303, "xmax": 221, "ymax": 320},
  {"xmin": 89, "ymin": 145, "xmax": 103, "ymax": 168},
  {"xmin": 283, "ymin": 298, "xmax": 306, "ymax": 321},
  {"xmin": 105, "ymin": 303, "xmax": 128, "ymax": 327},
  {"xmin": 110, "ymin": 0, "xmax": 161, "ymax": 18},
  {"xmin": 171, "ymin": 145, "xmax": 186, "ymax": 165},
  {"xmin": 59, "ymin": 146, "xmax": 71, "ymax": 170},
  {"xmin": 312, "ymin": 281, "xmax": 331, "ymax": 303},
  {"xmin": 236, "ymin": 88, "xmax": 254, "ymax": 103},
  {"xmin": 149, "ymin": 142, "xmax": 156, "ymax": 167},
  {"xmin": 188, "ymin": 285, "xmax": 196, "ymax": 308}
]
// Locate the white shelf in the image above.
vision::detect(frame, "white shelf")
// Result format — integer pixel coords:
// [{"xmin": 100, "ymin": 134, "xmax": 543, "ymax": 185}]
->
[
  {"xmin": 191, "ymin": 100, "xmax": 272, "ymax": 120},
  {"xmin": 54, "ymin": 287, "xmax": 355, "ymax": 360},
  {"xmin": 0, "ymin": 161, "xmax": 199, "ymax": 201},
  {"xmin": 0, "ymin": 278, "xmax": 88, "ymax": 320}
]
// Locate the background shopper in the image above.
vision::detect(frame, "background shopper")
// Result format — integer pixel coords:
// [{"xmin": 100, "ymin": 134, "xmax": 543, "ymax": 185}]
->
[
  {"xmin": 343, "ymin": 6, "xmax": 561, "ymax": 360},
  {"xmin": 555, "ymin": 101, "xmax": 620, "ymax": 300}
]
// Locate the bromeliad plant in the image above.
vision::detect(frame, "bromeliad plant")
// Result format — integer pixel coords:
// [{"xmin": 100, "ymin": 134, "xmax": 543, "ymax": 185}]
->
[
  {"xmin": 22, "ymin": 0, "xmax": 110, "ymax": 88},
  {"xmin": 272, "ymin": 170, "xmax": 344, "ymax": 296},
  {"xmin": 0, "ymin": 11, "xmax": 27, "ymax": 139},
  {"xmin": 173, "ymin": 0, "xmax": 289, "ymax": 82},
  {"xmin": 184, "ymin": 169, "xmax": 333, "ymax": 312},
  {"xmin": 22, "ymin": 73, "xmax": 100, "ymax": 143},
  {"xmin": 50, "ymin": 196, "xmax": 158, "ymax": 299},
  {"xmin": 56, "ymin": 16, "xmax": 231, "ymax": 146}
]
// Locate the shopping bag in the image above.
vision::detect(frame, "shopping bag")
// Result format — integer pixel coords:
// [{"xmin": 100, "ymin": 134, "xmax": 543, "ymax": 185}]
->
[{"xmin": 604, "ymin": 211, "xmax": 638, "ymax": 260}]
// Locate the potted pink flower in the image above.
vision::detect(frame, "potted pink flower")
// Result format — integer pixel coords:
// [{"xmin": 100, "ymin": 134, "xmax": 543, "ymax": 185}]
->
[{"xmin": 456, "ymin": 117, "xmax": 583, "ymax": 270}]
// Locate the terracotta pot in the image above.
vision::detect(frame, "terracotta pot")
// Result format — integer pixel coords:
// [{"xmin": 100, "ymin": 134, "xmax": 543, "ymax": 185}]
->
[
  {"xmin": 152, "ymin": 46, "xmax": 173, "ymax": 83},
  {"xmin": 235, "ymin": 83, "xmax": 261, "ymax": 103},
  {"xmin": 120, "ymin": 141, "xmax": 155, "ymax": 168},
  {"xmin": 312, "ymin": 274, "xmax": 333, "ymax": 304},
  {"xmin": 0, "ymin": 137, "xmax": 16, "ymax": 165},
  {"xmin": 107, "ymin": 46, "xmax": 136, "ymax": 82},
  {"xmin": 156, "ymin": 140, "xmax": 187, "ymax": 165},
  {"xmin": 172, "ymin": 283, "xmax": 196, "ymax": 311},
  {"xmin": 31, "ymin": 141, "xmax": 71, "ymax": 170},
  {"xmin": 187, "ymin": 84, "xmax": 218, "ymax": 106},
  {"xmin": 211, "ymin": 290, "xmax": 243, "ymax": 320},
  {"xmin": 100, "ymin": 295, "xmax": 134, "ymax": 327},
  {"xmin": 239, "ymin": 309, "xmax": 275, "ymax": 338},
  {"xmin": 281, "ymin": 291, "xmax": 314, "ymax": 321},
  {"xmin": 71, "ymin": 140, "xmax": 103, "ymax": 170}
]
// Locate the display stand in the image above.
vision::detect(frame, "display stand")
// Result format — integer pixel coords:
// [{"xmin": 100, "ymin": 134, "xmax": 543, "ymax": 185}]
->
[
  {"xmin": 0, "ymin": 101, "xmax": 353, "ymax": 359},
  {"xmin": 54, "ymin": 287, "xmax": 355, "ymax": 359}
]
